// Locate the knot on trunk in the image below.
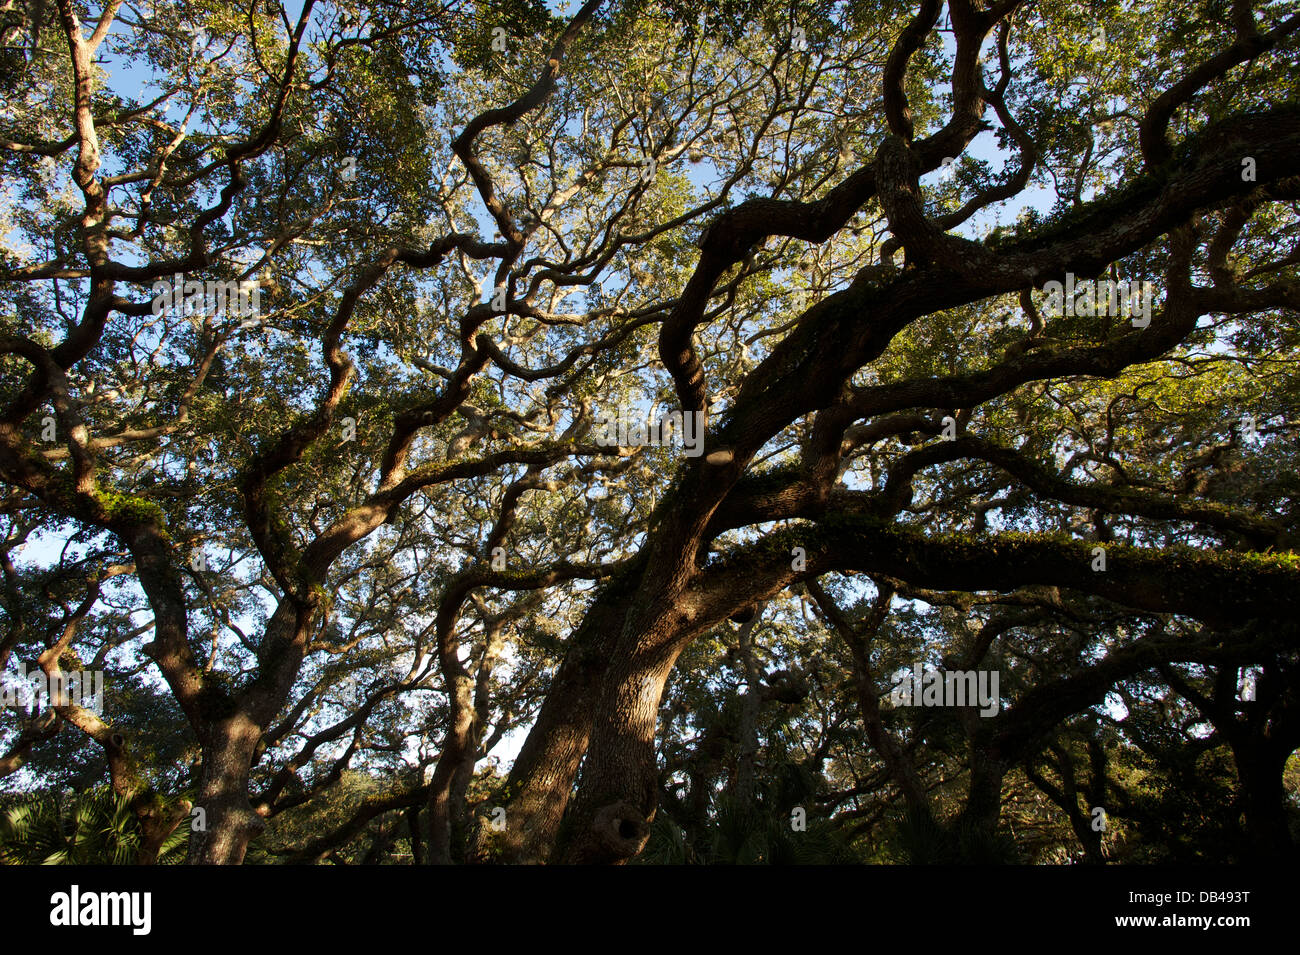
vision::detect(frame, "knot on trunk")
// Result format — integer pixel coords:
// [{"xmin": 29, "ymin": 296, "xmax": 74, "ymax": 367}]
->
[{"xmin": 592, "ymin": 801, "xmax": 650, "ymax": 859}]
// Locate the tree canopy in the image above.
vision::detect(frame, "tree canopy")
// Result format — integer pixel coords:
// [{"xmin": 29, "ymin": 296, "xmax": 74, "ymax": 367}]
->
[{"xmin": 1, "ymin": 0, "xmax": 1298, "ymax": 865}]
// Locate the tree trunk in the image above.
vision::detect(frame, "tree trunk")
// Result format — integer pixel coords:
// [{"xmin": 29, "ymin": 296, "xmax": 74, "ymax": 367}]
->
[
  {"xmin": 557, "ymin": 623, "xmax": 685, "ymax": 864},
  {"xmin": 733, "ymin": 612, "xmax": 763, "ymax": 806},
  {"xmin": 186, "ymin": 714, "xmax": 265, "ymax": 864},
  {"xmin": 406, "ymin": 805, "xmax": 425, "ymax": 865},
  {"xmin": 134, "ymin": 798, "xmax": 189, "ymax": 865},
  {"xmin": 959, "ymin": 746, "xmax": 1007, "ymax": 857},
  {"xmin": 427, "ymin": 672, "xmax": 474, "ymax": 865},
  {"xmin": 1231, "ymin": 739, "xmax": 1297, "ymax": 861},
  {"xmin": 488, "ymin": 589, "xmax": 633, "ymax": 862}
]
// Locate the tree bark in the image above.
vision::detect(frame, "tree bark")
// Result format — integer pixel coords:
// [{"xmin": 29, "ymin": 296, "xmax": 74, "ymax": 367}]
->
[
  {"xmin": 960, "ymin": 746, "xmax": 1007, "ymax": 847},
  {"xmin": 557, "ymin": 643, "xmax": 680, "ymax": 863},
  {"xmin": 186, "ymin": 713, "xmax": 265, "ymax": 865},
  {"xmin": 489, "ymin": 578, "xmax": 637, "ymax": 863}
]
